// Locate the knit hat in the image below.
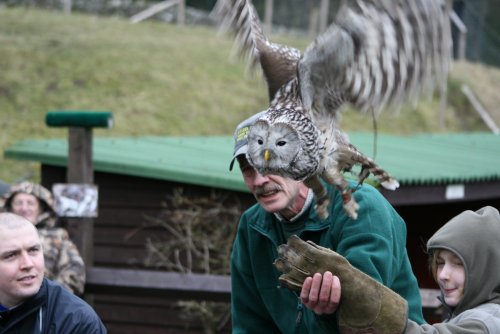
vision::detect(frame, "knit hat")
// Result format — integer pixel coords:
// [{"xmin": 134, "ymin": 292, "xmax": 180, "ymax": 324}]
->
[{"xmin": 229, "ymin": 110, "xmax": 267, "ymax": 171}]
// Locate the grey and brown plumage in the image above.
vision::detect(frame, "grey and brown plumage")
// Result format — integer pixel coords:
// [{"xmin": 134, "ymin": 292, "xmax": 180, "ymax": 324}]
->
[{"xmin": 214, "ymin": 0, "xmax": 452, "ymax": 219}]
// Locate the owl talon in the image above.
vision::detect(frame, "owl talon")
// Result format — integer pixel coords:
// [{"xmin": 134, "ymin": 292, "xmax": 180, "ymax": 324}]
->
[
  {"xmin": 315, "ymin": 198, "xmax": 330, "ymax": 220},
  {"xmin": 343, "ymin": 198, "xmax": 359, "ymax": 220}
]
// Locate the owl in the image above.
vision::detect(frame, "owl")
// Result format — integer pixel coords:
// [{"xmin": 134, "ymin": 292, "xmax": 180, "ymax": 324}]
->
[{"xmin": 214, "ymin": 0, "xmax": 452, "ymax": 219}]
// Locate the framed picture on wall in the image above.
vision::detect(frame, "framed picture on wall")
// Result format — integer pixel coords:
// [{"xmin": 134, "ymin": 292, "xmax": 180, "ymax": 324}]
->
[{"xmin": 52, "ymin": 183, "xmax": 98, "ymax": 218}]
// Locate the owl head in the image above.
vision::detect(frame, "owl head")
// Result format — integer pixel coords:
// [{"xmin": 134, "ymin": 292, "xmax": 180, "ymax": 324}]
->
[{"xmin": 246, "ymin": 107, "xmax": 321, "ymax": 181}]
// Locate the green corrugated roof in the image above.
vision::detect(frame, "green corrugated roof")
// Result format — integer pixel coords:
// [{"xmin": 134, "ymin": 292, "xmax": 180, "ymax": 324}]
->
[{"xmin": 4, "ymin": 132, "xmax": 500, "ymax": 192}]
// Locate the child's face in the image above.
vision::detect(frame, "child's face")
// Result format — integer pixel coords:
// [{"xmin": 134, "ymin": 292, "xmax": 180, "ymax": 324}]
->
[{"xmin": 436, "ymin": 249, "xmax": 465, "ymax": 307}]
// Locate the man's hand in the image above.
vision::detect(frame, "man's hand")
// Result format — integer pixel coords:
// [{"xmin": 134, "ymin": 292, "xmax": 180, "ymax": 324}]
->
[{"xmin": 300, "ymin": 271, "xmax": 341, "ymax": 315}]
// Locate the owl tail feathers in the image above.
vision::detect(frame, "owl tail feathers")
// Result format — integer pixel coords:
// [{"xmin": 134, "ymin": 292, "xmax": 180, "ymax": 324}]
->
[{"xmin": 357, "ymin": 161, "xmax": 399, "ymax": 191}]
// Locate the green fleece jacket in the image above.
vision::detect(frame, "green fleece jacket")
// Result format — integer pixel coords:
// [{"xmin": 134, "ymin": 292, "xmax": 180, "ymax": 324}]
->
[{"xmin": 231, "ymin": 182, "xmax": 424, "ymax": 333}]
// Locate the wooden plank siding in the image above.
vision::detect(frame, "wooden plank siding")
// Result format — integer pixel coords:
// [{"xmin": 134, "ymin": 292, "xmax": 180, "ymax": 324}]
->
[
  {"xmin": 41, "ymin": 164, "xmax": 250, "ymax": 333},
  {"xmin": 85, "ymin": 268, "xmax": 232, "ymax": 333},
  {"xmin": 42, "ymin": 164, "xmax": 255, "ymax": 268}
]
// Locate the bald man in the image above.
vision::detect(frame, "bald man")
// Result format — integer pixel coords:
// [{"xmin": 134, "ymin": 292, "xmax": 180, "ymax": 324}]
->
[{"xmin": 0, "ymin": 213, "xmax": 106, "ymax": 334}]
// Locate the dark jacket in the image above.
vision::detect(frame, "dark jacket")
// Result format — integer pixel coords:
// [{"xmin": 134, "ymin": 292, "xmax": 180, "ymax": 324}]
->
[
  {"xmin": 0, "ymin": 278, "xmax": 106, "ymax": 334},
  {"xmin": 231, "ymin": 182, "xmax": 424, "ymax": 333}
]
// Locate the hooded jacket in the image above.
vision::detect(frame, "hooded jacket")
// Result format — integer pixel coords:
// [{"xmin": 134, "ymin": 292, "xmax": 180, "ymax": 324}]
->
[
  {"xmin": 406, "ymin": 206, "xmax": 500, "ymax": 333},
  {"xmin": 2, "ymin": 182, "xmax": 86, "ymax": 295}
]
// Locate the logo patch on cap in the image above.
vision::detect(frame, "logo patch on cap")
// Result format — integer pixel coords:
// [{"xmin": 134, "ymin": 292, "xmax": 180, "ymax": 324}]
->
[{"xmin": 236, "ymin": 126, "xmax": 250, "ymax": 142}]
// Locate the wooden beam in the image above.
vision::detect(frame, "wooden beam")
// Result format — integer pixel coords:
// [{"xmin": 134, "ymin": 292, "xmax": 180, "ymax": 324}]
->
[
  {"xmin": 86, "ymin": 267, "xmax": 443, "ymax": 309},
  {"xmin": 130, "ymin": 0, "xmax": 180, "ymax": 24},
  {"xmin": 85, "ymin": 267, "xmax": 231, "ymax": 302},
  {"xmin": 461, "ymin": 85, "xmax": 500, "ymax": 134}
]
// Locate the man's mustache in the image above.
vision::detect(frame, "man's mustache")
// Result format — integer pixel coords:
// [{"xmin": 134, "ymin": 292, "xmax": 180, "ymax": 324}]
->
[{"xmin": 255, "ymin": 184, "xmax": 282, "ymax": 196}]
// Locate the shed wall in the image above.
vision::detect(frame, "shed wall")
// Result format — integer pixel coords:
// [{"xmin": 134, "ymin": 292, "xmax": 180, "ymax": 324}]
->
[{"xmin": 42, "ymin": 165, "xmax": 254, "ymax": 333}]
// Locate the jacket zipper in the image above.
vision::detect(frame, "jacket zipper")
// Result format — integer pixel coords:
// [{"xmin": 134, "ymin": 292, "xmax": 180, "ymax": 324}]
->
[{"xmin": 295, "ymin": 299, "xmax": 304, "ymax": 329}]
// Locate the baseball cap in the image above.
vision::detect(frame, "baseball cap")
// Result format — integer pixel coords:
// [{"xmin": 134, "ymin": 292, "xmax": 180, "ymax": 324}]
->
[{"xmin": 229, "ymin": 110, "xmax": 267, "ymax": 171}]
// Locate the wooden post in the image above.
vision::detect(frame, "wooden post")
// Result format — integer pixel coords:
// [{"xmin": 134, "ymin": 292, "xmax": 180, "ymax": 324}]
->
[
  {"xmin": 450, "ymin": 10, "xmax": 467, "ymax": 60},
  {"xmin": 45, "ymin": 111, "xmax": 113, "ymax": 266},
  {"xmin": 177, "ymin": 0, "xmax": 185, "ymax": 25},
  {"xmin": 62, "ymin": 0, "xmax": 72, "ymax": 15},
  {"xmin": 264, "ymin": 0, "xmax": 273, "ymax": 35},
  {"xmin": 308, "ymin": 7, "xmax": 319, "ymax": 40},
  {"xmin": 318, "ymin": 0, "xmax": 330, "ymax": 34},
  {"xmin": 67, "ymin": 127, "xmax": 94, "ymax": 266}
]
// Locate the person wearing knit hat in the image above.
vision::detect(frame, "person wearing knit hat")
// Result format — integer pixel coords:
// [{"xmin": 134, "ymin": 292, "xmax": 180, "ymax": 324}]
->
[{"xmin": 2, "ymin": 181, "xmax": 86, "ymax": 295}]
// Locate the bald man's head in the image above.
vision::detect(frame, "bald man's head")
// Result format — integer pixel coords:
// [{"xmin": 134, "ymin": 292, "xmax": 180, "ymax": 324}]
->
[
  {"xmin": 0, "ymin": 212, "xmax": 38, "ymax": 232},
  {"xmin": 0, "ymin": 212, "xmax": 44, "ymax": 308}
]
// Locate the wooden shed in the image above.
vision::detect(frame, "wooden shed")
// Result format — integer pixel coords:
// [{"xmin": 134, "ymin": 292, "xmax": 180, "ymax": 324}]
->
[{"xmin": 5, "ymin": 132, "xmax": 500, "ymax": 332}]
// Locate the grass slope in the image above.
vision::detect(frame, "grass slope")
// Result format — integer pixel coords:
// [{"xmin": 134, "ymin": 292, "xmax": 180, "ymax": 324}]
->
[{"xmin": 0, "ymin": 7, "xmax": 496, "ymax": 183}]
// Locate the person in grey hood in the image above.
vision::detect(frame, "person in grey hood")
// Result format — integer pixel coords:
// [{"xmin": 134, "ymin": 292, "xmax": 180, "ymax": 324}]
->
[
  {"xmin": 404, "ymin": 205, "xmax": 500, "ymax": 333},
  {"xmin": 287, "ymin": 206, "xmax": 500, "ymax": 333}
]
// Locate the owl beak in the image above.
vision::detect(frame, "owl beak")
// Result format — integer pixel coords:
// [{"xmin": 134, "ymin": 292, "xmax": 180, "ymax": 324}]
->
[{"xmin": 264, "ymin": 150, "xmax": 271, "ymax": 161}]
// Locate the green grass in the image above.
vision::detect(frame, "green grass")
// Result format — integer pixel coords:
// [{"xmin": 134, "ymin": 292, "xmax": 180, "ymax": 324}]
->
[{"xmin": 0, "ymin": 7, "xmax": 497, "ymax": 183}]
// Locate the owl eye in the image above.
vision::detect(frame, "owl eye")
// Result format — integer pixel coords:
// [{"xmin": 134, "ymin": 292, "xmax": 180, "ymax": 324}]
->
[
  {"xmin": 276, "ymin": 140, "xmax": 286, "ymax": 146},
  {"xmin": 258, "ymin": 139, "xmax": 264, "ymax": 145}
]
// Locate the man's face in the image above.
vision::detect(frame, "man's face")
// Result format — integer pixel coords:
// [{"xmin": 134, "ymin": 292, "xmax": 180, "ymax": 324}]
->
[
  {"xmin": 0, "ymin": 222, "xmax": 44, "ymax": 308},
  {"xmin": 239, "ymin": 157, "xmax": 306, "ymax": 218}
]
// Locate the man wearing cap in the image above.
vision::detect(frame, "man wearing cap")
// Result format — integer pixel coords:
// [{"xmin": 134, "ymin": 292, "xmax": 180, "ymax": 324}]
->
[{"xmin": 228, "ymin": 112, "xmax": 424, "ymax": 332}]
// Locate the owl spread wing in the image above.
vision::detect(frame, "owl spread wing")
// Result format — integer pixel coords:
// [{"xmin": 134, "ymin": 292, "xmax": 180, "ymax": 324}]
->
[
  {"xmin": 299, "ymin": 0, "xmax": 452, "ymax": 121},
  {"xmin": 215, "ymin": 0, "xmax": 452, "ymax": 118},
  {"xmin": 212, "ymin": 0, "xmax": 302, "ymax": 101}
]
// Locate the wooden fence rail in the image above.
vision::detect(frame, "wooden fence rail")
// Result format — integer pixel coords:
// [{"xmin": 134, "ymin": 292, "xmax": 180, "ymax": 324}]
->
[
  {"xmin": 85, "ymin": 267, "xmax": 231, "ymax": 302},
  {"xmin": 86, "ymin": 266, "xmax": 440, "ymax": 308}
]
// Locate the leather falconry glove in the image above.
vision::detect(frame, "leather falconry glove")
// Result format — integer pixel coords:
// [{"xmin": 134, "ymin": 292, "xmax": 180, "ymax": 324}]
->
[{"xmin": 274, "ymin": 235, "xmax": 407, "ymax": 334}]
